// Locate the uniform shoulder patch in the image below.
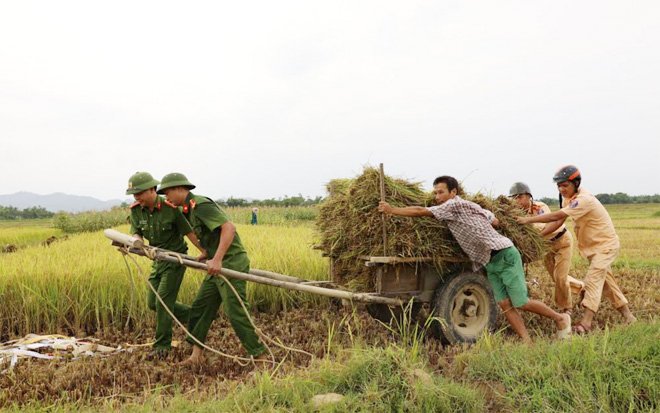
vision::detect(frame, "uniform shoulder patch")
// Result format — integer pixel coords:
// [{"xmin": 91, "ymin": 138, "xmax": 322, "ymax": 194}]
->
[
  {"xmin": 129, "ymin": 201, "xmax": 140, "ymax": 209},
  {"xmin": 164, "ymin": 199, "xmax": 177, "ymax": 209},
  {"xmin": 570, "ymin": 200, "xmax": 579, "ymax": 208}
]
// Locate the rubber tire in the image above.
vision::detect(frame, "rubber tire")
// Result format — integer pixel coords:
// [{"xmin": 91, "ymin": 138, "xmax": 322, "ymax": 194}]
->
[{"xmin": 428, "ymin": 271, "xmax": 498, "ymax": 344}]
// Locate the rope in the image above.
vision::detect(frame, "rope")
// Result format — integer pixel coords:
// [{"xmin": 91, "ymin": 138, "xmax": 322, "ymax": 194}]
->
[
  {"xmin": 120, "ymin": 245, "xmax": 269, "ymax": 366},
  {"xmin": 119, "ymin": 244, "xmax": 315, "ymax": 366},
  {"xmin": 218, "ymin": 274, "xmax": 314, "ymax": 359},
  {"xmin": 142, "ymin": 246, "xmax": 313, "ymax": 358},
  {"xmin": 120, "ymin": 252, "xmax": 136, "ymax": 330}
]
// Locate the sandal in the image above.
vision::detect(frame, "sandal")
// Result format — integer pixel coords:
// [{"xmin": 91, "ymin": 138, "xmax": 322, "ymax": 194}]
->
[
  {"xmin": 556, "ymin": 313, "xmax": 572, "ymax": 340},
  {"xmin": 559, "ymin": 308, "xmax": 573, "ymax": 316},
  {"xmin": 572, "ymin": 322, "xmax": 591, "ymax": 335}
]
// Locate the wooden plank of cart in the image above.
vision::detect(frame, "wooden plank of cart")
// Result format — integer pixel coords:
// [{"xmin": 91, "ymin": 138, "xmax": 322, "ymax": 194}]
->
[{"xmin": 105, "ymin": 229, "xmax": 498, "ymax": 344}]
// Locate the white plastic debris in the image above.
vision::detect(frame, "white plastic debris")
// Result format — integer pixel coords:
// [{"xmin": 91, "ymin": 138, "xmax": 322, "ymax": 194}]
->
[{"xmin": 0, "ymin": 334, "xmax": 125, "ymax": 374}]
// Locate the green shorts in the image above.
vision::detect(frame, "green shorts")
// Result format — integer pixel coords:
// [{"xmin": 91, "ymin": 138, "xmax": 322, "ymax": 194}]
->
[{"xmin": 484, "ymin": 246, "xmax": 529, "ymax": 308}]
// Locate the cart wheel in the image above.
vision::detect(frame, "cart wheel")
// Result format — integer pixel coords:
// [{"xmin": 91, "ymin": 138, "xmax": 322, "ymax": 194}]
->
[
  {"xmin": 366, "ymin": 303, "xmax": 421, "ymax": 324},
  {"xmin": 428, "ymin": 271, "xmax": 498, "ymax": 344}
]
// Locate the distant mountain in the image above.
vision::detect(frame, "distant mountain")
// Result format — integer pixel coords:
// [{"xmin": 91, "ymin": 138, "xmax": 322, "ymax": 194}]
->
[{"xmin": 0, "ymin": 192, "xmax": 128, "ymax": 213}]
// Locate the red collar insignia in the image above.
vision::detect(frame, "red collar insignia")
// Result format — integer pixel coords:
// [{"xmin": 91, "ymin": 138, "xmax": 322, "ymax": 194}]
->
[
  {"xmin": 156, "ymin": 201, "xmax": 162, "ymax": 211},
  {"xmin": 182, "ymin": 199, "xmax": 196, "ymax": 214}
]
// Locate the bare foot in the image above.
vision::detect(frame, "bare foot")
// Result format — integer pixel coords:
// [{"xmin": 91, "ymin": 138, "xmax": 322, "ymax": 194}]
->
[
  {"xmin": 179, "ymin": 345, "xmax": 204, "ymax": 367},
  {"xmin": 556, "ymin": 313, "xmax": 571, "ymax": 330},
  {"xmin": 616, "ymin": 305, "xmax": 637, "ymax": 325},
  {"xmin": 178, "ymin": 354, "xmax": 204, "ymax": 367}
]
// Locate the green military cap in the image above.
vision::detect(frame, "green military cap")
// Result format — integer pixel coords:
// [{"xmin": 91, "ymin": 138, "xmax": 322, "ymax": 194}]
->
[
  {"xmin": 126, "ymin": 172, "xmax": 160, "ymax": 195},
  {"xmin": 157, "ymin": 172, "xmax": 196, "ymax": 194}
]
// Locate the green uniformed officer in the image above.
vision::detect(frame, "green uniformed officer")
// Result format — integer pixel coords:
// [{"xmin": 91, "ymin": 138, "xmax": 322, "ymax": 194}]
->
[
  {"xmin": 126, "ymin": 172, "xmax": 206, "ymax": 358},
  {"xmin": 157, "ymin": 172, "xmax": 267, "ymax": 366}
]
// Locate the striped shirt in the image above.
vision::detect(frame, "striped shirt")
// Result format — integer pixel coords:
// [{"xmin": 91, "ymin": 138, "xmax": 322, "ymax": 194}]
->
[{"xmin": 427, "ymin": 196, "xmax": 513, "ymax": 271}]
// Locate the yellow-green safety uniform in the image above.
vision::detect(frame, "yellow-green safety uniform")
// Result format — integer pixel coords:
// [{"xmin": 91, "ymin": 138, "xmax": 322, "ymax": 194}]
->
[
  {"xmin": 129, "ymin": 196, "xmax": 193, "ymax": 351},
  {"xmin": 182, "ymin": 193, "xmax": 266, "ymax": 357}
]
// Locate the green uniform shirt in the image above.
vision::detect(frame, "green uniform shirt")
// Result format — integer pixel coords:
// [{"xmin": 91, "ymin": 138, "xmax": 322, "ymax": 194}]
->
[
  {"xmin": 129, "ymin": 195, "xmax": 192, "ymax": 253},
  {"xmin": 183, "ymin": 193, "xmax": 250, "ymax": 271}
]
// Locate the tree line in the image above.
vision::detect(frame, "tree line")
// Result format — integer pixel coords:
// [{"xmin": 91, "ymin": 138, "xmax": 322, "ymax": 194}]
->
[
  {"xmin": 0, "ymin": 206, "xmax": 55, "ymax": 220},
  {"xmin": 3, "ymin": 191, "xmax": 659, "ymax": 220},
  {"xmin": 539, "ymin": 193, "xmax": 660, "ymax": 206},
  {"xmin": 217, "ymin": 195, "xmax": 324, "ymax": 207}
]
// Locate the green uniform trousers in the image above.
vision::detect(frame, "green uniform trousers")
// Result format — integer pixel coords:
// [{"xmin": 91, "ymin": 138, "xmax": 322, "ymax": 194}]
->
[
  {"xmin": 147, "ymin": 261, "xmax": 190, "ymax": 351},
  {"xmin": 186, "ymin": 265, "xmax": 266, "ymax": 357}
]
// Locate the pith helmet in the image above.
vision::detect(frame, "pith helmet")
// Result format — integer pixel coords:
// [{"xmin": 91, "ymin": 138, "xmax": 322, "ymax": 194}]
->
[
  {"xmin": 157, "ymin": 172, "xmax": 196, "ymax": 194},
  {"xmin": 553, "ymin": 165, "xmax": 581, "ymax": 184},
  {"xmin": 126, "ymin": 172, "xmax": 160, "ymax": 195},
  {"xmin": 509, "ymin": 182, "xmax": 532, "ymax": 197}
]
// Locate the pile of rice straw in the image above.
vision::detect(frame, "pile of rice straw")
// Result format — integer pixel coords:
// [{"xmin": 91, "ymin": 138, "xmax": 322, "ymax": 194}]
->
[{"xmin": 316, "ymin": 167, "xmax": 547, "ymax": 288}]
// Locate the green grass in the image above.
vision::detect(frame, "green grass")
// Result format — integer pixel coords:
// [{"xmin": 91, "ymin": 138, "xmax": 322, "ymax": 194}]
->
[
  {"xmin": 53, "ymin": 208, "xmax": 128, "ymax": 233},
  {"xmin": 0, "ymin": 219, "xmax": 54, "ymax": 228},
  {"xmin": 0, "ymin": 226, "xmax": 63, "ymax": 249},
  {"xmin": 454, "ymin": 320, "xmax": 660, "ymax": 412},
  {"xmin": 194, "ymin": 346, "xmax": 485, "ymax": 413},
  {"xmin": 224, "ymin": 206, "xmax": 318, "ymax": 226}
]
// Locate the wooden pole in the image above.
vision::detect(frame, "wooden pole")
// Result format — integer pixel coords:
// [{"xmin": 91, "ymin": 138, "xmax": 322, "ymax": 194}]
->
[
  {"xmin": 329, "ymin": 181, "xmax": 335, "ymax": 283},
  {"xmin": 379, "ymin": 163, "xmax": 388, "ymax": 256},
  {"xmin": 125, "ymin": 247, "xmax": 403, "ymax": 306},
  {"xmin": 104, "ymin": 229, "xmax": 143, "ymax": 249},
  {"xmin": 106, "ymin": 231, "xmax": 402, "ymax": 306}
]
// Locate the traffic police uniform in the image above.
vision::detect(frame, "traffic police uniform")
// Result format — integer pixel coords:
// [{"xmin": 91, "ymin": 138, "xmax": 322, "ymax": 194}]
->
[
  {"xmin": 529, "ymin": 200, "xmax": 584, "ymax": 309},
  {"xmin": 126, "ymin": 172, "xmax": 193, "ymax": 352},
  {"xmin": 158, "ymin": 174, "xmax": 266, "ymax": 357},
  {"xmin": 510, "ymin": 182, "xmax": 584, "ymax": 310},
  {"xmin": 561, "ymin": 187, "xmax": 628, "ymax": 313}
]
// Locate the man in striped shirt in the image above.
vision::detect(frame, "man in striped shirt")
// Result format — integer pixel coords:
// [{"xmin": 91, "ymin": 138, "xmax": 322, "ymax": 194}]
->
[{"xmin": 378, "ymin": 175, "xmax": 571, "ymax": 342}]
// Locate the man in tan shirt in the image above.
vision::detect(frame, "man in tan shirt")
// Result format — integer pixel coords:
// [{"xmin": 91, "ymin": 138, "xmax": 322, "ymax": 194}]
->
[
  {"xmin": 517, "ymin": 166, "xmax": 636, "ymax": 334},
  {"xmin": 509, "ymin": 182, "xmax": 584, "ymax": 313}
]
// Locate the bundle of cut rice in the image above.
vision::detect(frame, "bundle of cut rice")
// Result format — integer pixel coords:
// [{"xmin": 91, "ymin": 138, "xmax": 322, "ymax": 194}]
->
[{"xmin": 316, "ymin": 167, "xmax": 547, "ymax": 289}]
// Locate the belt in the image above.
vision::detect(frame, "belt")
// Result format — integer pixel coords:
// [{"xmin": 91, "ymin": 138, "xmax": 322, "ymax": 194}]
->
[{"xmin": 550, "ymin": 228, "xmax": 567, "ymax": 242}]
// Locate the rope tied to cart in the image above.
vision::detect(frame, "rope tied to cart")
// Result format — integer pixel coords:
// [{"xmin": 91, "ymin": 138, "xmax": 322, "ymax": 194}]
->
[{"xmin": 116, "ymin": 240, "xmax": 315, "ymax": 367}]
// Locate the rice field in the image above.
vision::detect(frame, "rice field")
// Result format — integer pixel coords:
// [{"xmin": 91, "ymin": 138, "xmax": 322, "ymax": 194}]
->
[
  {"xmin": 0, "ymin": 221, "xmax": 62, "ymax": 251},
  {"xmin": 0, "ymin": 203, "xmax": 659, "ymax": 411},
  {"xmin": 0, "ymin": 222, "xmax": 328, "ymax": 338}
]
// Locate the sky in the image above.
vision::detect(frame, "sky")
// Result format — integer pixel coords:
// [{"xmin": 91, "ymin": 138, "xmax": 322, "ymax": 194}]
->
[{"xmin": 1, "ymin": 1, "xmax": 659, "ymax": 201}]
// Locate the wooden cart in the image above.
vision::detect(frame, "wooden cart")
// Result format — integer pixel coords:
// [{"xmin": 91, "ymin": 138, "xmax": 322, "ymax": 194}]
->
[
  {"xmin": 106, "ymin": 229, "xmax": 497, "ymax": 344},
  {"xmin": 360, "ymin": 255, "xmax": 498, "ymax": 344}
]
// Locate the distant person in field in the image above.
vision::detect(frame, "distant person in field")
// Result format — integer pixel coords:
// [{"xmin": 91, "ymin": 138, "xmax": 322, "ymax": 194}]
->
[
  {"xmin": 158, "ymin": 172, "xmax": 268, "ymax": 366},
  {"xmin": 378, "ymin": 175, "xmax": 571, "ymax": 343},
  {"xmin": 517, "ymin": 165, "xmax": 636, "ymax": 334},
  {"xmin": 125, "ymin": 172, "xmax": 205, "ymax": 359},
  {"xmin": 251, "ymin": 207, "xmax": 259, "ymax": 225},
  {"xmin": 509, "ymin": 182, "xmax": 585, "ymax": 314}
]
